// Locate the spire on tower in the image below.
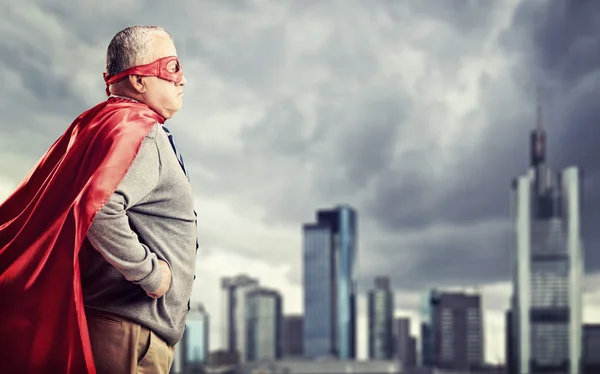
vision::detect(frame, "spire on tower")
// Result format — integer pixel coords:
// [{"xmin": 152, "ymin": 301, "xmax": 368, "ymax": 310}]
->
[{"xmin": 530, "ymin": 86, "xmax": 546, "ymax": 167}]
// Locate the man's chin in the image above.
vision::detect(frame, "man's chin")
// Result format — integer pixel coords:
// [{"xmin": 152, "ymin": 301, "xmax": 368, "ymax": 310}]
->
[{"xmin": 168, "ymin": 106, "xmax": 183, "ymax": 119}]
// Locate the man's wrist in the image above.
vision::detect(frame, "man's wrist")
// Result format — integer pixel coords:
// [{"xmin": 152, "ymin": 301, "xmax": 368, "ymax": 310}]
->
[{"xmin": 136, "ymin": 255, "xmax": 163, "ymax": 293}]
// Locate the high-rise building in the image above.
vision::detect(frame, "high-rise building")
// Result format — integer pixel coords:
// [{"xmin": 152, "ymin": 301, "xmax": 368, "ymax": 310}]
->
[
  {"xmin": 303, "ymin": 205, "xmax": 358, "ymax": 359},
  {"xmin": 368, "ymin": 277, "xmax": 394, "ymax": 359},
  {"xmin": 407, "ymin": 336, "xmax": 417, "ymax": 368},
  {"xmin": 420, "ymin": 290, "xmax": 437, "ymax": 367},
  {"xmin": 246, "ymin": 287, "xmax": 283, "ymax": 361},
  {"xmin": 510, "ymin": 97, "xmax": 584, "ymax": 374},
  {"xmin": 303, "ymin": 222, "xmax": 336, "ymax": 358},
  {"xmin": 506, "ymin": 308, "xmax": 516, "ymax": 374},
  {"xmin": 426, "ymin": 290, "xmax": 484, "ymax": 371},
  {"xmin": 583, "ymin": 324, "xmax": 600, "ymax": 374},
  {"xmin": 179, "ymin": 303, "xmax": 210, "ymax": 371},
  {"xmin": 221, "ymin": 274, "xmax": 259, "ymax": 361},
  {"xmin": 393, "ymin": 317, "xmax": 414, "ymax": 368},
  {"xmin": 283, "ymin": 315, "xmax": 303, "ymax": 357}
]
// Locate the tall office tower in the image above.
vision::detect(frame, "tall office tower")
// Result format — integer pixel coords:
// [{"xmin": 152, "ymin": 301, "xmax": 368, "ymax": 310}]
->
[
  {"xmin": 246, "ymin": 287, "xmax": 283, "ymax": 361},
  {"xmin": 221, "ymin": 274, "xmax": 259, "ymax": 361},
  {"xmin": 582, "ymin": 324, "xmax": 600, "ymax": 374},
  {"xmin": 511, "ymin": 96, "xmax": 583, "ymax": 374},
  {"xmin": 303, "ymin": 205, "xmax": 358, "ymax": 359},
  {"xmin": 506, "ymin": 308, "xmax": 516, "ymax": 374},
  {"xmin": 407, "ymin": 337, "xmax": 417, "ymax": 368},
  {"xmin": 393, "ymin": 317, "xmax": 413, "ymax": 367},
  {"xmin": 283, "ymin": 315, "xmax": 304, "ymax": 357},
  {"xmin": 427, "ymin": 291, "xmax": 484, "ymax": 371},
  {"xmin": 368, "ymin": 277, "xmax": 394, "ymax": 359},
  {"xmin": 420, "ymin": 290, "xmax": 437, "ymax": 367},
  {"xmin": 180, "ymin": 303, "xmax": 210, "ymax": 371}
]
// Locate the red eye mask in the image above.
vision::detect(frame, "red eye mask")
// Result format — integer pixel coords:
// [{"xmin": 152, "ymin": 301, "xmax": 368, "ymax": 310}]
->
[{"xmin": 103, "ymin": 56, "xmax": 183, "ymax": 96}]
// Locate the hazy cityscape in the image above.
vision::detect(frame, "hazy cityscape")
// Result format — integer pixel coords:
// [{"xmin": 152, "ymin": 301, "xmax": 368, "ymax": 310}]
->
[{"xmin": 170, "ymin": 111, "xmax": 599, "ymax": 374}]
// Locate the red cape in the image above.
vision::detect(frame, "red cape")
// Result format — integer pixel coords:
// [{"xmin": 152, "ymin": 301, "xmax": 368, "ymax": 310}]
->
[{"xmin": 0, "ymin": 97, "xmax": 164, "ymax": 374}]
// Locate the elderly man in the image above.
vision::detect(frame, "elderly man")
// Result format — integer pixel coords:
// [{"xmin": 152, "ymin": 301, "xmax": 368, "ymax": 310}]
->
[
  {"xmin": 82, "ymin": 25, "xmax": 197, "ymax": 374},
  {"xmin": 0, "ymin": 26, "xmax": 197, "ymax": 374}
]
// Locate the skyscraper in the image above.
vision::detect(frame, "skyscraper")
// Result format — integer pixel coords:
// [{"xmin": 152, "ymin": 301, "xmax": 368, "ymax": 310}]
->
[
  {"xmin": 506, "ymin": 307, "xmax": 516, "ymax": 374},
  {"xmin": 221, "ymin": 274, "xmax": 260, "ymax": 361},
  {"xmin": 303, "ymin": 205, "xmax": 358, "ymax": 359},
  {"xmin": 246, "ymin": 287, "xmax": 283, "ymax": 361},
  {"xmin": 582, "ymin": 324, "xmax": 600, "ymax": 374},
  {"xmin": 428, "ymin": 291, "xmax": 484, "ymax": 371},
  {"xmin": 368, "ymin": 277, "xmax": 394, "ymax": 359},
  {"xmin": 407, "ymin": 337, "xmax": 417, "ymax": 369},
  {"xmin": 510, "ymin": 97, "xmax": 583, "ymax": 374},
  {"xmin": 420, "ymin": 290, "xmax": 437, "ymax": 368},
  {"xmin": 283, "ymin": 315, "xmax": 304, "ymax": 357},
  {"xmin": 393, "ymin": 317, "xmax": 414, "ymax": 368},
  {"xmin": 180, "ymin": 303, "xmax": 210, "ymax": 370}
]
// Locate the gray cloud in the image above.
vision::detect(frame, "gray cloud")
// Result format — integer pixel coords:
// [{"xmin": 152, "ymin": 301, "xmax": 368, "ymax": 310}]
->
[
  {"xmin": 504, "ymin": 0, "xmax": 600, "ymax": 273},
  {"xmin": 360, "ymin": 0, "xmax": 600, "ymax": 291}
]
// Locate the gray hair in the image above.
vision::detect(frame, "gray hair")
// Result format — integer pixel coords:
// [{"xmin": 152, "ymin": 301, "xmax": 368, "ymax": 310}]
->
[{"xmin": 105, "ymin": 25, "xmax": 172, "ymax": 76}]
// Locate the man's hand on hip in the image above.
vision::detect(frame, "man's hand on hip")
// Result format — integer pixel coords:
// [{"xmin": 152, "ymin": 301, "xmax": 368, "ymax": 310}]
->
[{"xmin": 147, "ymin": 260, "xmax": 172, "ymax": 299}]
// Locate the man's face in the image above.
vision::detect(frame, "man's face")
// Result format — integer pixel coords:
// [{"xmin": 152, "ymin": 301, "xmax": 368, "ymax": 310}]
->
[{"xmin": 140, "ymin": 34, "xmax": 186, "ymax": 119}]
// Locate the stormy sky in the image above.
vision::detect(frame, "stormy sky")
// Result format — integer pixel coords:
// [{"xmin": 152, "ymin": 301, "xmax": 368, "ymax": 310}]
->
[{"xmin": 1, "ymin": 0, "xmax": 599, "ymax": 363}]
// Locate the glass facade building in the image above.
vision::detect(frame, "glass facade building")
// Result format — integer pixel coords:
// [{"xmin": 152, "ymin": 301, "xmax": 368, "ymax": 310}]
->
[
  {"xmin": 221, "ymin": 274, "xmax": 260, "ymax": 361},
  {"xmin": 368, "ymin": 277, "xmax": 394, "ymax": 359},
  {"xmin": 303, "ymin": 205, "xmax": 357, "ymax": 359},
  {"xmin": 583, "ymin": 324, "xmax": 600, "ymax": 373},
  {"xmin": 283, "ymin": 315, "xmax": 303, "ymax": 357},
  {"xmin": 434, "ymin": 292, "xmax": 484, "ymax": 370},
  {"xmin": 394, "ymin": 317, "xmax": 416, "ymax": 368},
  {"xmin": 511, "ymin": 120, "xmax": 583, "ymax": 374},
  {"xmin": 246, "ymin": 288, "xmax": 283, "ymax": 361},
  {"xmin": 185, "ymin": 304, "xmax": 210, "ymax": 364},
  {"xmin": 420, "ymin": 290, "xmax": 437, "ymax": 367},
  {"xmin": 303, "ymin": 224, "xmax": 336, "ymax": 357},
  {"xmin": 172, "ymin": 303, "xmax": 209, "ymax": 373}
]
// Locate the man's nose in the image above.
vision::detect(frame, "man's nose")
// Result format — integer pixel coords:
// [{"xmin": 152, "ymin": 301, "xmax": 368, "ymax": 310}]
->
[{"xmin": 179, "ymin": 74, "xmax": 187, "ymax": 86}]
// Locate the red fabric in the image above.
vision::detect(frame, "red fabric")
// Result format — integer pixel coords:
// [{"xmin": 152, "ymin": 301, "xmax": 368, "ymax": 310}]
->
[
  {"xmin": 0, "ymin": 97, "xmax": 164, "ymax": 374},
  {"xmin": 103, "ymin": 56, "xmax": 183, "ymax": 96}
]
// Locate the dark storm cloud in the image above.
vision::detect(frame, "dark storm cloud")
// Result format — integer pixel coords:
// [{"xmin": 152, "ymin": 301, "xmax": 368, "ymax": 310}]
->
[
  {"xmin": 367, "ymin": 69, "xmax": 531, "ymax": 233},
  {"xmin": 357, "ymin": 218, "xmax": 511, "ymax": 293},
  {"xmin": 503, "ymin": 0, "xmax": 600, "ymax": 177},
  {"xmin": 398, "ymin": 0, "xmax": 507, "ymax": 35},
  {"xmin": 195, "ymin": 0, "xmax": 600, "ymax": 290},
  {"xmin": 241, "ymin": 97, "xmax": 310, "ymax": 156},
  {"xmin": 0, "ymin": 9, "xmax": 93, "ymax": 179},
  {"xmin": 352, "ymin": 0, "xmax": 600, "ymax": 291},
  {"xmin": 35, "ymin": 1, "xmax": 133, "ymax": 46},
  {"xmin": 503, "ymin": 0, "xmax": 600, "ymax": 272},
  {"xmin": 199, "ymin": 25, "xmax": 287, "ymax": 89},
  {"xmin": 2, "ymin": 0, "xmax": 599, "ymax": 298},
  {"xmin": 0, "ymin": 42, "xmax": 84, "ymax": 118},
  {"xmin": 311, "ymin": 84, "xmax": 410, "ymax": 195}
]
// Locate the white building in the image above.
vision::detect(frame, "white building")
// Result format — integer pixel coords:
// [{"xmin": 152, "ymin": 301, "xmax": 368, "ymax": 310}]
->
[
  {"xmin": 510, "ymin": 116, "xmax": 583, "ymax": 374},
  {"xmin": 222, "ymin": 274, "xmax": 260, "ymax": 362}
]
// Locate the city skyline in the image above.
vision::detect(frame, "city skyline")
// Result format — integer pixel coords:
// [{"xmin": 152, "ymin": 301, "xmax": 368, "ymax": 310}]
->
[{"xmin": 1, "ymin": 0, "xmax": 599, "ymax": 365}]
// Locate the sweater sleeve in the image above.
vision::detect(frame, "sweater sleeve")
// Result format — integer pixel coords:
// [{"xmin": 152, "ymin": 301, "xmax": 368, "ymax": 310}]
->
[{"xmin": 86, "ymin": 130, "xmax": 163, "ymax": 294}]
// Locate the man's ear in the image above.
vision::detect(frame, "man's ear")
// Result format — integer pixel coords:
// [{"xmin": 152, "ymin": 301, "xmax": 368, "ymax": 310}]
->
[{"xmin": 128, "ymin": 75, "xmax": 147, "ymax": 94}]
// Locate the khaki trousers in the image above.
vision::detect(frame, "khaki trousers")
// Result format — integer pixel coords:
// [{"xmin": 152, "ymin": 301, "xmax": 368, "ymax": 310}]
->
[{"xmin": 86, "ymin": 308, "xmax": 174, "ymax": 374}]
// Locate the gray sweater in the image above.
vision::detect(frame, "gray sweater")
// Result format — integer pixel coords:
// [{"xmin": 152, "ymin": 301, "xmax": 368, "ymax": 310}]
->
[{"xmin": 81, "ymin": 122, "xmax": 197, "ymax": 346}]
